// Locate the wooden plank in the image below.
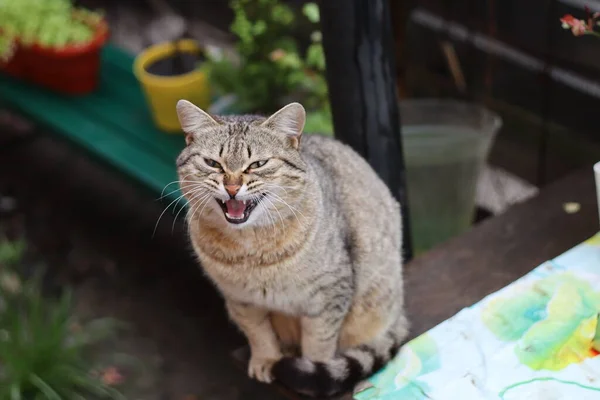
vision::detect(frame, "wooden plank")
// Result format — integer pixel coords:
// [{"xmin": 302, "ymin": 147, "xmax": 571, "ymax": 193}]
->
[
  {"xmin": 0, "ymin": 44, "xmax": 185, "ymax": 203},
  {"xmin": 320, "ymin": 0, "xmax": 413, "ymax": 260},
  {"xmin": 102, "ymin": 44, "xmax": 141, "ymax": 73},
  {"xmin": 231, "ymin": 166, "xmax": 597, "ymax": 400},
  {"xmin": 0, "ymin": 77, "xmax": 180, "ymax": 202},
  {"xmin": 0, "ymin": 43, "xmax": 335, "ymax": 208},
  {"xmin": 95, "ymin": 46, "xmax": 186, "ymax": 157},
  {"xmin": 404, "ymin": 166, "xmax": 597, "ymax": 338}
]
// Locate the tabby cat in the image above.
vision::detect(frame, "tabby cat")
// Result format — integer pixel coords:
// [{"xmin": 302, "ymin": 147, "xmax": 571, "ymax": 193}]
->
[{"xmin": 175, "ymin": 100, "xmax": 409, "ymax": 397}]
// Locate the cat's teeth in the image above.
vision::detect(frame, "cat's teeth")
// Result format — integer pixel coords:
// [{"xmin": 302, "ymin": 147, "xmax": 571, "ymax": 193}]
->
[{"xmin": 225, "ymin": 212, "xmax": 244, "ymax": 220}]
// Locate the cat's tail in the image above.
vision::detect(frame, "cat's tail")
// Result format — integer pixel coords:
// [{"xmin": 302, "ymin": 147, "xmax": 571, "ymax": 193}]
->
[{"xmin": 271, "ymin": 331, "xmax": 402, "ymax": 398}]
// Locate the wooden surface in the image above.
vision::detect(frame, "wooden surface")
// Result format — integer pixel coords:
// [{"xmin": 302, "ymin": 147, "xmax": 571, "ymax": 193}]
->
[
  {"xmin": 404, "ymin": 166, "xmax": 597, "ymax": 340},
  {"xmin": 0, "ymin": 45, "xmax": 185, "ymax": 203},
  {"xmin": 233, "ymin": 166, "xmax": 598, "ymax": 399}
]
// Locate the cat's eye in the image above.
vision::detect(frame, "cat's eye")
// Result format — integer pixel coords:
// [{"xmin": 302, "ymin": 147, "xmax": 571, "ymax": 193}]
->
[
  {"xmin": 204, "ymin": 158, "xmax": 222, "ymax": 170},
  {"xmin": 247, "ymin": 160, "xmax": 269, "ymax": 170}
]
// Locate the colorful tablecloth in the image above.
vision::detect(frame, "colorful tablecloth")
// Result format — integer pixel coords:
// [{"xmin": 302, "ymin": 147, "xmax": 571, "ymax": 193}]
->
[{"xmin": 355, "ymin": 233, "xmax": 600, "ymax": 400}]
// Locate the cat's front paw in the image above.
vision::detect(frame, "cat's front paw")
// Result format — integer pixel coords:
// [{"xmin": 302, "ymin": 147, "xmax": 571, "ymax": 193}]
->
[{"xmin": 248, "ymin": 355, "xmax": 281, "ymax": 383}]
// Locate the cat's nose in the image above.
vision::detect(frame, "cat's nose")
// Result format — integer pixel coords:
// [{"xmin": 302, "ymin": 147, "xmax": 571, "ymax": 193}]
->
[{"xmin": 225, "ymin": 184, "xmax": 241, "ymax": 198}]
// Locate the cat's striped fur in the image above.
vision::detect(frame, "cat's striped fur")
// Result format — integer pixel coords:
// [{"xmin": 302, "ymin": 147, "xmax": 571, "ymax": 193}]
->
[{"xmin": 175, "ymin": 100, "xmax": 408, "ymax": 397}]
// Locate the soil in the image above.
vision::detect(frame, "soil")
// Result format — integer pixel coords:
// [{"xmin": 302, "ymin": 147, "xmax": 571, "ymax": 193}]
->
[
  {"xmin": 0, "ymin": 113, "xmax": 285, "ymax": 400},
  {"xmin": 145, "ymin": 51, "xmax": 205, "ymax": 77}
]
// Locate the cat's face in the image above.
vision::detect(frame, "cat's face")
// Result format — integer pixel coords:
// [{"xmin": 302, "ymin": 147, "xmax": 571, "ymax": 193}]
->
[{"xmin": 175, "ymin": 101, "xmax": 307, "ymax": 228}]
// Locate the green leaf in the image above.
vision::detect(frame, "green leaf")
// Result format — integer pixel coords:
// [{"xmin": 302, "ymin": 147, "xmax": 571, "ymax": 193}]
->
[
  {"xmin": 272, "ymin": 4, "xmax": 295, "ymax": 25},
  {"xmin": 305, "ymin": 108, "xmax": 334, "ymax": 135},
  {"xmin": 29, "ymin": 374, "xmax": 61, "ymax": 400},
  {"xmin": 252, "ymin": 20, "xmax": 267, "ymax": 35},
  {"xmin": 10, "ymin": 384, "xmax": 22, "ymax": 400},
  {"xmin": 217, "ymin": 0, "xmax": 330, "ymax": 114},
  {"xmin": 0, "ymin": 0, "xmax": 99, "ymax": 51},
  {"xmin": 278, "ymin": 52, "xmax": 303, "ymax": 69},
  {"xmin": 310, "ymin": 31, "xmax": 322, "ymax": 43},
  {"xmin": 306, "ymin": 43, "xmax": 326, "ymax": 71},
  {"xmin": 0, "ymin": 239, "xmax": 25, "ymax": 266},
  {"xmin": 303, "ymin": 3, "xmax": 320, "ymax": 23}
]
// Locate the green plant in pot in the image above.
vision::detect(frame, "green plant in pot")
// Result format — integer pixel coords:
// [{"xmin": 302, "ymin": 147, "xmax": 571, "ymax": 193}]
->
[
  {"xmin": 203, "ymin": 0, "xmax": 333, "ymax": 135},
  {"xmin": 0, "ymin": 0, "xmax": 108, "ymax": 95}
]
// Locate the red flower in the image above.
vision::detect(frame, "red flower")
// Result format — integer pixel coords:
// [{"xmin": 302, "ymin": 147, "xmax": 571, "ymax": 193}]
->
[
  {"xmin": 100, "ymin": 367, "xmax": 124, "ymax": 386},
  {"xmin": 560, "ymin": 14, "xmax": 588, "ymax": 36}
]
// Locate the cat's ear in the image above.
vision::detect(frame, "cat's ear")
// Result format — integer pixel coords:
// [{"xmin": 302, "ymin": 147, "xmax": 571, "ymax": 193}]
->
[
  {"xmin": 176, "ymin": 100, "xmax": 220, "ymax": 145},
  {"xmin": 261, "ymin": 102, "xmax": 306, "ymax": 149}
]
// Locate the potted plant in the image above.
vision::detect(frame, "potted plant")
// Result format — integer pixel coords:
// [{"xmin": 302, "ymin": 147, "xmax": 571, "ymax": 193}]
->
[
  {"xmin": 134, "ymin": 38, "xmax": 211, "ymax": 133},
  {"xmin": 0, "ymin": 0, "xmax": 109, "ymax": 95},
  {"xmin": 202, "ymin": 0, "xmax": 334, "ymax": 135}
]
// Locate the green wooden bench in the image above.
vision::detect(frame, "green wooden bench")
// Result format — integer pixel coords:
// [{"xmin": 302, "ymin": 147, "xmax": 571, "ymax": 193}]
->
[{"xmin": 0, "ymin": 44, "xmax": 185, "ymax": 205}]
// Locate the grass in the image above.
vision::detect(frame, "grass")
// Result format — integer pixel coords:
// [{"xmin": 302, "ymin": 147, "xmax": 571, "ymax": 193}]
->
[{"xmin": 0, "ymin": 239, "xmax": 134, "ymax": 400}]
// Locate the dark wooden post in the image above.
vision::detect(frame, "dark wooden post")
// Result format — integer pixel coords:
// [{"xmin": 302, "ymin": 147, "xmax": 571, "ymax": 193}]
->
[{"xmin": 319, "ymin": 0, "xmax": 413, "ymax": 261}]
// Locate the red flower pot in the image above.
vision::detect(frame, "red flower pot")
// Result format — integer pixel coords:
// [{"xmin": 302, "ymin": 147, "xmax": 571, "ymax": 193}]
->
[
  {"xmin": 1, "ymin": 19, "xmax": 109, "ymax": 95},
  {"xmin": 2, "ymin": 45, "xmax": 26, "ymax": 78}
]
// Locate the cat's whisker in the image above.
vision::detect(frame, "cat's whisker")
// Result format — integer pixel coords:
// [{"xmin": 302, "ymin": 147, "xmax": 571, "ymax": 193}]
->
[
  {"xmin": 157, "ymin": 188, "xmax": 180, "ymax": 201},
  {"xmin": 159, "ymin": 173, "xmax": 195, "ymax": 198},
  {"xmin": 249, "ymin": 192, "xmax": 274, "ymax": 232},
  {"xmin": 262, "ymin": 182, "xmax": 297, "ymax": 189},
  {"xmin": 266, "ymin": 191, "xmax": 306, "ymax": 216},
  {"xmin": 266, "ymin": 203, "xmax": 304, "ymax": 231},
  {"xmin": 154, "ymin": 185, "xmax": 207, "ymax": 236},
  {"xmin": 153, "ymin": 191, "xmax": 193, "ymax": 238},
  {"xmin": 185, "ymin": 190, "xmax": 211, "ymax": 218},
  {"xmin": 271, "ymin": 198, "xmax": 307, "ymax": 222},
  {"xmin": 259, "ymin": 196, "xmax": 283, "ymax": 234},
  {"xmin": 185, "ymin": 195, "xmax": 208, "ymax": 226},
  {"xmin": 179, "ymin": 185, "xmax": 208, "ymax": 205},
  {"xmin": 172, "ymin": 203, "xmax": 188, "ymax": 233},
  {"xmin": 157, "ymin": 180, "xmax": 201, "ymax": 201},
  {"xmin": 263, "ymin": 183, "xmax": 297, "ymax": 190},
  {"xmin": 261, "ymin": 194, "xmax": 286, "ymax": 233},
  {"xmin": 157, "ymin": 182, "xmax": 202, "ymax": 201},
  {"xmin": 256, "ymin": 194, "xmax": 277, "ymax": 235},
  {"xmin": 264, "ymin": 190, "xmax": 307, "ymax": 228},
  {"xmin": 159, "ymin": 180, "xmax": 183, "ymax": 198},
  {"xmin": 262, "ymin": 183, "xmax": 300, "ymax": 196},
  {"xmin": 171, "ymin": 189, "xmax": 205, "ymax": 233},
  {"xmin": 169, "ymin": 196, "xmax": 188, "ymax": 232},
  {"xmin": 187, "ymin": 192, "xmax": 215, "ymax": 224},
  {"xmin": 263, "ymin": 186, "xmax": 288, "ymax": 197},
  {"xmin": 189, "ymin": 197, "xmax": 213, "ymax": 225},
  {"xmin": 195, "ymin": 193, "xmax": 216, "ymax": 220}
]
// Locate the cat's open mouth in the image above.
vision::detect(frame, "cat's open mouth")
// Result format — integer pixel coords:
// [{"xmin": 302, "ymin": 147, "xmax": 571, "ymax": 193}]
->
[{"xmin": 216, "ymin": 197, "xmax": 261, "ymax": 224}]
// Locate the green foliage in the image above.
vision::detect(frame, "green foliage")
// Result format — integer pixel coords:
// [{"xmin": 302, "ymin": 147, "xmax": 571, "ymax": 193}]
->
[
  {"xmin": 302, "ymin": 3, "xmax": 320, "ymax": 24},
  {"xmin": 0, "ymin": 240, "xmax": 25, "ymax": 267},
  {"xmin": 305, "ymin": 107, "xmax": 333, "ymax": 135},
  {"xmin": 0, "ymin": 239, "xmax": 138, "ymax": 400},
  {"xmin": 203, "ymin": 0, "xmax": 332, "ymax": 134},
  {"xmin": 0, "ymin": 0, "xmax": 104, "ymax": 62}
]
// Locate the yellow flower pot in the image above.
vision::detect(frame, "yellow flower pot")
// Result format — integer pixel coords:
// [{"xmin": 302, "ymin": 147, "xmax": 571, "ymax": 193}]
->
[{"xmin": 134, "ymin": 40, "xmax": 210, "ymax": 133}]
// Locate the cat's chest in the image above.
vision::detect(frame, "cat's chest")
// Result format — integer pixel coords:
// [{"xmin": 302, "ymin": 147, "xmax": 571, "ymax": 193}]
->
[
  {"xmin": 215, "ymin": 267, "xmax": 308, "ymax": 313},
  {"xmin": 193, "ymin": 223, "xmax": 309, "ymax": 268}
]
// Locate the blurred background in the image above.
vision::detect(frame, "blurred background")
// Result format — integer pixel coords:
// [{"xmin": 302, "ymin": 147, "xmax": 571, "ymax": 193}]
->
[
  {"xmin": 82, "ymin": 0, "xmax": 600, "ymax": 184},
  {"xmin": 72, "ymin": 0, "xmax": 598, "ymax": 249},
  {"xmin": 0, "ymin": 0, "xmax": 598, "ymax": 399}
]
